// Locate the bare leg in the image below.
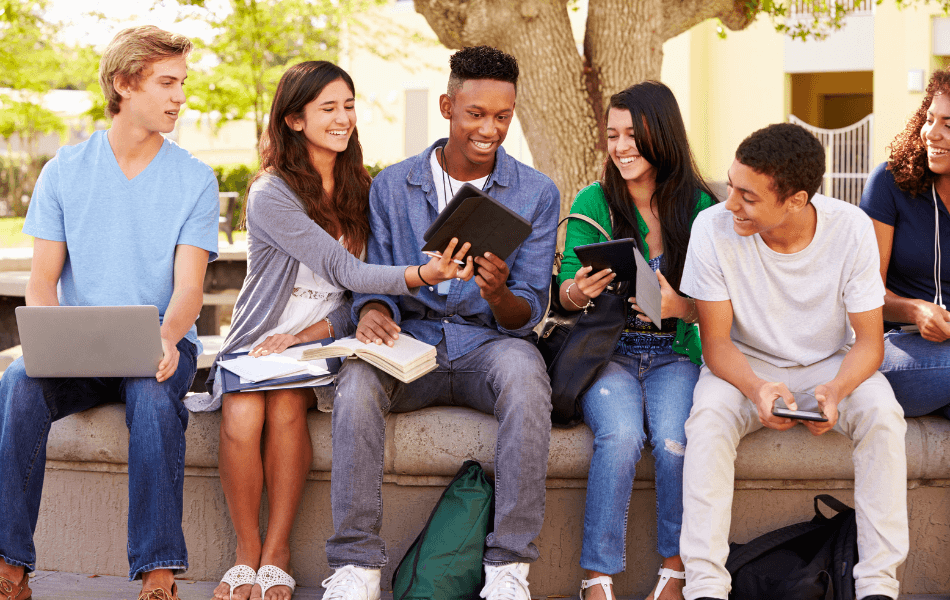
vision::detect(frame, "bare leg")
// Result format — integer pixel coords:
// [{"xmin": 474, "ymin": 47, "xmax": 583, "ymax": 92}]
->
[
  {"xmin": 649, "ymin": 555, "xmax": 686, "ymax": 600},
  {"xmin": 581, "ymin": 570, "xmax": 615, "ymax": 600},
  {"xmin": 141, "ymin": 568, "xmax": 175, "ymax": 596},
  {"xmin": 251, "ymin": 388, "xmax": 316, "ymax": 600},
  {"xmin": 213, "ymin": 391, "xmax": 267, "ymax": 600},
  {"xmin": 0, "ymin": 562, "xmax": 29, "ymax": 599}
]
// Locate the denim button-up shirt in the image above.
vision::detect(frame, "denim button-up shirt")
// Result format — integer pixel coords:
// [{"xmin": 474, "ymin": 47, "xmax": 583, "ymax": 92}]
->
[{"xmin": 353, "ymin": 139, "xmax": 560, "ymax": 361}]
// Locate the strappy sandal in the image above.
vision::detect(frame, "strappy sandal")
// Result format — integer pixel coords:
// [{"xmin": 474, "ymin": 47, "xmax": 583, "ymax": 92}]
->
[
  {"xmin": 0, "ymin": 575, "xmax": 31, "ymax": 600},
  {"xmin": 219, "ymin": 565, "xmax": 257, "ymax": 600},
  {"xmin": 648, "ymin": 567, "xmax": 686, "ymax": 600},
  {"xmin": 256, "ymin": 565, "xmax": 296, "ymax": 599},
  {"xmin": 136, "ymin": 582, "xmax": 179, "ymax": 600},
  {"xmin": 579, "ymin": 575, "xmax": 614, "ymax": 599}
]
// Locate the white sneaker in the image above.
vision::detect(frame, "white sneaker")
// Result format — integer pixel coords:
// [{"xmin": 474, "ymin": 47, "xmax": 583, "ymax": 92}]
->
[
  {"xmin": 321, "ymin": 565, "xmax": 381, "ymax": 600},
  {"xmin": 480, "ymin": 563, "xmax": 531, "ymax": 600}
]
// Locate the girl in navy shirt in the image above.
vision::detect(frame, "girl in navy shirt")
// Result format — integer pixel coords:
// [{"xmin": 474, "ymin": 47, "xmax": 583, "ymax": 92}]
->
[{"xmin": 860, "ymin": 68, "xmax": 950, "ymax": 419}]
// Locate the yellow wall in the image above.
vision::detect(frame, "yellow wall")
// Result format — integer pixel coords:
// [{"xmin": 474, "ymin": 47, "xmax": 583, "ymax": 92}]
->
[
  {"xmin": 343, "ymin": 2, "xmax": 535, "ymax": 169},
  {"xmin": 872, "ymin": 2, "xmax": 946, "ymax": 166},
  {"xmin": 177, "ymin": 116, "xmax": 259, "ymax": 167},
  {"xmin": 663, "ymin": 18, "xmax": 786, "ymax": 183}
]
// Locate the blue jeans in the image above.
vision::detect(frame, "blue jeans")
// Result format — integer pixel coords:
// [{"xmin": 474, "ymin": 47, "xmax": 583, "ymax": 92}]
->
[
  {"xmin": 881, "ymin": 330, "xmax": 950, "ymax": 418},
  {"xmin": 580, "ymin": 351, "xmax": 698, "ymax": 574},
  {"xmin": 0, "ymin": 339, "xmax": 196, "ymax": 580},
  {"xmin": 327, "ymin": 336, "xmax": 552, "ymax": 568}
]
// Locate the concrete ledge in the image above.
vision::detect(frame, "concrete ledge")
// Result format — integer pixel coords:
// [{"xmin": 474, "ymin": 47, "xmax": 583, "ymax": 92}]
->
[
  {"xmin": 31, "ymin": 405, "xmax": 950, "ymax": 596},
  {"xmin": 44, "ymin": 405, "xmax": 950, "ymax": 482}
]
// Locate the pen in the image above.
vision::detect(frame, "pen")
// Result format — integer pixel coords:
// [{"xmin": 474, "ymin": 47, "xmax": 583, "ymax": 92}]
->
[{"xmin": 422, "ymin": 250, "xmax": 465, "ymax": 266}]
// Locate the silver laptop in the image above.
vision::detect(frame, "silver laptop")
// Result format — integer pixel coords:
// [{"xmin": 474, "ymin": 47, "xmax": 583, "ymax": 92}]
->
[{"xmin": 16, "ymin": 306, "xmax": 164, "ymax": 377}]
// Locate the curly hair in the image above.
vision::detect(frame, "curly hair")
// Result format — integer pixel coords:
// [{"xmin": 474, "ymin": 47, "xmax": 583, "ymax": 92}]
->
[
  {"xmin": 251, "ymin": 61, "xmax": 371, "ymax": 256},
  {"xmin": 600, "ymin": 81, "xmax": 715, "ymax": 293},
  {"xmin": 447, "ymin": 46, "xmax": 519, "ymax": 96},
  {"xmin": 888, "ymin": 69, "xmax": 950, "ymax": 197},
  {"xmin": 735, "ymin": 123, "xmax": 825, "ymax": 202}
]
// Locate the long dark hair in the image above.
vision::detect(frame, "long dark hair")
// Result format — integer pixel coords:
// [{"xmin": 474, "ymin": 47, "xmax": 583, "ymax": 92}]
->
[
  {"xmin": 249, "ymin": 61, "xmax": 371, "ymax": 255},
  {"xmin": 888, "ymin": 68, "xmax": 950, "ymax": 198},
  {"xmin": 600, "ymin": 81, "xmax": 714, "ymax": 292}
]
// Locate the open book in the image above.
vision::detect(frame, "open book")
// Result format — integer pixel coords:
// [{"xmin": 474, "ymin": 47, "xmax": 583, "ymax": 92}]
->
[{"xmin": 300, "ymin": 335, "xmax": 437, "ymax": 383}]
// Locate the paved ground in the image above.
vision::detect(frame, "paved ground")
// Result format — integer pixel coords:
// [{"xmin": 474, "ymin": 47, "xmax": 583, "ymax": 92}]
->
[{"xmin": 20, "ymin": 570, "xmax": 950, "ymax": 600}]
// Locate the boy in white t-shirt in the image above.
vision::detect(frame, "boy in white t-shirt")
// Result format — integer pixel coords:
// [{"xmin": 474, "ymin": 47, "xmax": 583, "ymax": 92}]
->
[{"xmin": 679, "ymin": 123, "xmax": 907, "ymax": 600}]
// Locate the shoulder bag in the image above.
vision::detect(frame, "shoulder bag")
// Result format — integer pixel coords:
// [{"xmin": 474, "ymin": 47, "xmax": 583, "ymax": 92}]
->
[{"xmin": 537, "ymin": 214, "xmax": 628, "ymax": 426}]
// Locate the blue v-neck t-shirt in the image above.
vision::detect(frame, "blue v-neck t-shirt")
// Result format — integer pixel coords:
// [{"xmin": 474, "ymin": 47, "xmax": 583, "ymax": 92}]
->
[{"xmin": 23, "ymin": 130, "xmax": 220, "ymax": 348}]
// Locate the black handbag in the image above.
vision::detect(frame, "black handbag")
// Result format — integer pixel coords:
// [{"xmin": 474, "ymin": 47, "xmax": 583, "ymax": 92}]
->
[{"xmin": 537, "ymin": 214, "xmax": 627, "ymax": 426}]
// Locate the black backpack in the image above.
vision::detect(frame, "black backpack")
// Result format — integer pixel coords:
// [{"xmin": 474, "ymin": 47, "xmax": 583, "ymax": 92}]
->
[{"xmin": 726, "ymin": 494, "xmax": 858, "ymax": 600}]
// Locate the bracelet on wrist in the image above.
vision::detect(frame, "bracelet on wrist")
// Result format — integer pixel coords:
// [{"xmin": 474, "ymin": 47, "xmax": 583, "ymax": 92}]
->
[
  {"xmin": 683, "ymin": 297, "xmax": 698, "ymax": 324},
  {"xmin": 417, "ymin": 264, "xmax": 433, "ymax": 286},
  {"xmin": 566, "ymin": 281, "xmax": 592, "ymax": 310},
  {"xmin": 324, "ymin": 316, "xmax": 334, "ymax": 338}
]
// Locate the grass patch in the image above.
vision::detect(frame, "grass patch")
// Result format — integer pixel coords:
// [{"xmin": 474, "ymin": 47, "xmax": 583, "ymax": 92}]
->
[{"xmin": 0, "ymin": 217, "xmax": 30, "ymax": 248}]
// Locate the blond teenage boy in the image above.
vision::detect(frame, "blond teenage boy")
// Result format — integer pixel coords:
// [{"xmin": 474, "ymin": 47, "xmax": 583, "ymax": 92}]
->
[{"xmin": 0, "ymin": 26, "xmax": 218, "ymax": 600}]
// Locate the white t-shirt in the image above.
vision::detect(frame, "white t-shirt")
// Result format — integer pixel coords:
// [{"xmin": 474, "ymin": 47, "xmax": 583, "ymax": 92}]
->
[
  {"xmin": 681, "ymin": 194, "xmax": 884, "ymax": 368},
  {"xmin": 429, "ymin": 147, "xmax": 489, "ymax": 294}
]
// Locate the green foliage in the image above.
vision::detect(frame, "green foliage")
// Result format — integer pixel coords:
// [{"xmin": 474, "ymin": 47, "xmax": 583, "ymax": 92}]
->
[
  {"xmin": 0, "ymin": 0, "xmax": 100, "ymax": 215},
  {"xmin": 166, "ymin": 0, "xmax": 387, "ymax": 141},
  {"xmin": 0, "ymin": 153, "xmax": 51, "ymax": 217},
  {"xmin": 732, "ymin": 0, "xmax": 950, "ymax": 41},
  {"xmin": 212, "ymin": 162, "xmax": 257, "ymax": 229},
  {"xmin": 0, "ymin": 216, "xmax": 29, "ymax": 248},
  {"xmin": 366, "ymin": 162, "xmax": 386, "ymax": 179}
]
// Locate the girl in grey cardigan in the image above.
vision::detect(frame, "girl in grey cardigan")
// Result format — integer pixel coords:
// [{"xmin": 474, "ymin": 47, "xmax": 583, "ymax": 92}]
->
[{"xmin": 211, "ymin": 62, "xmax": 471, "ymax": 600}]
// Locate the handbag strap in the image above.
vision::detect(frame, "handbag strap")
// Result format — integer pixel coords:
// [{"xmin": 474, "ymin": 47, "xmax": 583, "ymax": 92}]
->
[
  {"xmin": 557, "ymin": 213, "xmax": 612, "ymax": 241},
  {"xmin": 554, "ymin": 213, "xmax": 612, "ymax": 273}
]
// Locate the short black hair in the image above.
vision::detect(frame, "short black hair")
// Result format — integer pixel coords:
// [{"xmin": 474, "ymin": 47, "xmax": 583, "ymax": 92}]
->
[
  {"xmin": 447, "ymin": 46, "xmax": 519, "ymax": 96},
  {"xmin": 735, "ymin": 123, "xmax": 825, "ymax": 202}
]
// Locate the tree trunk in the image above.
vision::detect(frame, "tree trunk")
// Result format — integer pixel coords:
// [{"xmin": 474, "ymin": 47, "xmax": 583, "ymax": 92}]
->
[{"xmin": 413, "ymin": 0, "xmax": 754, "ymax": 216}]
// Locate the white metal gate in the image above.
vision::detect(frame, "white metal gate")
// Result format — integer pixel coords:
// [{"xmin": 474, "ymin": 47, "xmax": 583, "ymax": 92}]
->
[{"xmin": 789, "ymin": 114, "xmax": 873, "ymax": 205}]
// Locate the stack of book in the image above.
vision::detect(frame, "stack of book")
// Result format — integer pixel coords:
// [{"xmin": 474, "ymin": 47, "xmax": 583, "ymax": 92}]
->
[{"xmin": 216, "ymin": 339, "xmax": 337, "ymax": 394}]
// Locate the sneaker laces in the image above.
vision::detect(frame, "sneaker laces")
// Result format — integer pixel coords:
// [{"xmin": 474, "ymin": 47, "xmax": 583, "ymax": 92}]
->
[
  {"xmin": 480, "ymin": 565, "xmax": 531, "ymax": 600},
  {"xmin": 322, "ymin": 565, "xmax": 370, "ymax": 600}
]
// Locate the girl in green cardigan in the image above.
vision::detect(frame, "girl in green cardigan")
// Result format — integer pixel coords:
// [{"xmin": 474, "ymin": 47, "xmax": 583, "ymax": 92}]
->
[{"xmin": 559, "ymin": 82, "xmax": 715, "ymax": 600}]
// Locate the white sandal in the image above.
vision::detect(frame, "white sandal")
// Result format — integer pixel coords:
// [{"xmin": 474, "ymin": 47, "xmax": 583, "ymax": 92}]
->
[
  {"xmin": 256, "ymin": 564, "xmax": 296, "ymax": 598},
  {"xmin": 579, "ymin": 575, "xmax": 614, "ymax": 599},
  {"xmin": 219, "ymin": 565, "xmax": 257, "ymax": 600},
  {"xmin": 649, "ymin": 567, "xmax": 686, "ymax": 600}
]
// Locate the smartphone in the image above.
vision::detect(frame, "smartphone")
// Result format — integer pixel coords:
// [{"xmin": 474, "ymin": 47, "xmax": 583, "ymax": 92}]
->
[{"xmin": 772, "ymin": 406, "xmax": 828, "ymax": 422}]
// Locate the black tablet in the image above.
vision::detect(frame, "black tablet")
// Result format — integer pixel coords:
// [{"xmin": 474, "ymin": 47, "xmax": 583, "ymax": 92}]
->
[
  {"xmin": 573, "ymin": 238, "xmax": 638, "ymax": 282},
  {"xmin": 422, "ymin": 183, "xmax": 533, "ymax": 261}
]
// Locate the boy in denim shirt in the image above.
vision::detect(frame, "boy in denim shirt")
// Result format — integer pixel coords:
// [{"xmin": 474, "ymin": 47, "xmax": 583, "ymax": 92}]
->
[{"xmin": 321, "ymin": 46, "xmax": 558, "ymax": 600}]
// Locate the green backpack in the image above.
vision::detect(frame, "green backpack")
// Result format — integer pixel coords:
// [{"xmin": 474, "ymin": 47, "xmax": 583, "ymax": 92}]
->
[{"xmin": 392, "ymin": 460, "xmax": 495, "ymax": 600}]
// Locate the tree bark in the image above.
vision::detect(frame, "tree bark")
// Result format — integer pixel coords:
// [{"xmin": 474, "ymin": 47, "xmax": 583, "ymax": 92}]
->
[{"xmin": 413, "ymin": 0, "xmax": 754, "ymax": 216}]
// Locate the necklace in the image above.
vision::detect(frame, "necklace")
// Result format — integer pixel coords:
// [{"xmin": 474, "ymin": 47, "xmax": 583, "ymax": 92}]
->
[
  {"xmin": 437, "ymin": 146, "xmax": 491, "ymax": 202},
  {"xmin": 933, "ymin": 183, "xmax": 945, "ymax": 309}
]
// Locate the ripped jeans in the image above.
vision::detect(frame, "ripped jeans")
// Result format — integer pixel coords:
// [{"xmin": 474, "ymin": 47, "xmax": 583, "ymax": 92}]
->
[{"xmin": 579, "ymin": 350, "xmax": 698, "ymax": 574}]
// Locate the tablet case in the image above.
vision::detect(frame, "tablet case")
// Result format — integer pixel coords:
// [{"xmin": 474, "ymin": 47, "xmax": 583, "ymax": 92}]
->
[
  {"xmin": 574, "ymin": 238, "xmax": 638, "ymax": 282},
  {"xmin": 422, "ymin": 183, "xmax": 533, "ymax": 261}
]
